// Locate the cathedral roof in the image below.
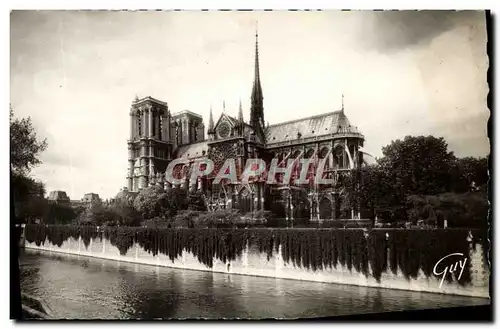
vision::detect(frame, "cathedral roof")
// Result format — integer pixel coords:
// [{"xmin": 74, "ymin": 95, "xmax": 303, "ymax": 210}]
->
[
  {"xmin": 213, "ymin": 112, "xmax": 253, "ymax": 136},
  {"xmin": 223, "ymin": 114, "xmax": 239, "ymax": 126},
  {"xmin": 265, "ymin": 110, "xmax": 362, "ymax": 145},
  {"xmin": 362, "ymin": 153, "xmax": 377, "ymax": 166},
  {"xmin": 224, "ymin": 114, "xmax": 253, "ymax": 130},
  {"xmin": 175, "ymin": 140, "xmax": 209, "ymax": 160}
]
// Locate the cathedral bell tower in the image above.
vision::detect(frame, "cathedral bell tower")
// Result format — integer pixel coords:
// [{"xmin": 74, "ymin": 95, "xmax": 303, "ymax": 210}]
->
[{"xmin": 127, "ymin": 96, "xmax": 173, "ymax": 192}]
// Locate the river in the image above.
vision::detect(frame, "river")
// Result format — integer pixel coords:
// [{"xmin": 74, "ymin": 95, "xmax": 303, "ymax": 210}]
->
[{"xmin": 18, "ymin": 249, "xmax": 489, "ymax": 319}]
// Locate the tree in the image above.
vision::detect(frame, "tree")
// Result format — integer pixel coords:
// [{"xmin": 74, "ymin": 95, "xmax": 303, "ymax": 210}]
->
[
  {"xmin": 44, "ymin": 203, "xmax": 77, "ymax": 225},
  {"xmin": 345, "ymin": 165, "xmax": 394, "ymax": 221},
  {"xmin": 197, "ymin": 209, "xmax": 241, "ymax": 228},
  {"xmin": 405, "ymin": 192, "xmax": 488, "ymax": 229},
  {"xmin": 77, "ymin": 202, "xmax": 117, "ymax": 226},
  {"xmin": 11, "ymin": 107, "xmax": 49, "ymax": 225},
  {"xmin": 72, "ymin": 204, "xmax": 88, "ymax": 220},
  {"xmin": 450, "ymin": 156, "xmax": 488, "ymax": 193},
  {"xmin": 379, "ymin": 135, "xmax": 456, "ymax": 196},
  {"xmin": 133, "ymin": 186, "xmax": 171, "ymax": 220},
  {"xmin": 11, "ymin": 172, "xmax": 47, "ymax": 223},
  {"xmin": 173, "ymin": 210, "xmax": 202, "ymax": 228},
  {"xmin": 10, "ymin": 107, "xmax": 47, "ymax": 174},
  {"xmin": 167, "ymin": 188, "xmax": 188, "ymax": 214},
  {"xmin": 108, "ymin": 199, "xmax": 141, "ymax": 226},
  {"xmin": 186, "ymin": 190, "xmax": 207, "ymax": 211},
  {"xmin": 11, "ymin": 172, "xmax": 45, "ymax": 199},
  {"xmin": 376, "ymin": 136, "xmax": 456, "ymax": 220},
  {"xmin": 351, "ymin": 136, "xmax": 488, "ymax": 226},
  {"xmin": 349, "ymin": 135, "xmax": 488, "ymax": 224}
]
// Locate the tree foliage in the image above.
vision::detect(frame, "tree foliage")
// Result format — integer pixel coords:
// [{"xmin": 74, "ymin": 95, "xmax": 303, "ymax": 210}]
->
[
  {"xmin": 77, "ymin": 201, "xmax": 117, "ymax": 226},
  {"xmin": 108, "ymin": 199, "xmax": 142, "ymax": 226},
  {"xmin": 344, "ymin": 165, "xmax": 393, "ymax": 219},
  {"xmin": 12, "ymin": 172, "xmax": 47, "ymax": 223},
  {"xmin": 44, "ymin": 203, "xmax": 77, "ymax": 225},
  {"xmin": 344, "ymin": 135, "xmax": 488, "ymax": 228},
  {"xmin": 197, "ymin": 209, "xmax": 242, "ymax": 228},
  {"xmin": 12, "ymin": 173, "xmax": 78, "ymax": 224},
  {"xmin": 133, "ymin": 186, "xmax": 189, "ymax": 221},
  {"xmin": 186, "ymin": 190, "xmax": 207, "ymax": 211},
  {"xmin": 406, "ymin": 191, "xmax": 488, "ymax": 229},
  {"xmin": 10, "ymin": 107, "xmax": 48, "ymax": 174},
  {"xmin": 449, "ymin": 156, "xmax": 489, "ymax": 193},
  {"xmin": 173, "ymin": 210, "xmax": 203, "ymax": 228},
  {"xmin": 10, "ymin": 107, "xmax": 49, "ymax": 224},
  {"xmin": 379, "ymin": 135, "xmax": 456, "ymax": 198},
  {"xmin": 133, "ymin": 186, "xmax": 170, "ymax": 220}
]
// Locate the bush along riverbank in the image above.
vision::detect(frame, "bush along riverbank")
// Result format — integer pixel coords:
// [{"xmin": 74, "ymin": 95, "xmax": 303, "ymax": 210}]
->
[{"xmin": 23, "ymin": 225, "xmax": 488, "ymax": 284}]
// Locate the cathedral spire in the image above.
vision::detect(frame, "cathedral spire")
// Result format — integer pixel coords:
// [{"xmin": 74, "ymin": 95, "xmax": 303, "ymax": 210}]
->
[
  {"xmin": 250, "ymin": 23, "xmax": 265, "ymax": 143},
  {"xmin": 238, "ymin": 98, "xmax": 244, "ymax": 123},
  {"xmin": 341, "ymin": 93, "xmax": 344, "ymax": 113},
  {"xmin": 237, "ymin": 98, "xmax": 245, "ymax": 137},
  {"xmin": 253, "ymin": 25, "xmax": 261, "ymax": 94},
  {"xmin": 208, "ymin": 104, "xmax": 214, "ymax": 133}
]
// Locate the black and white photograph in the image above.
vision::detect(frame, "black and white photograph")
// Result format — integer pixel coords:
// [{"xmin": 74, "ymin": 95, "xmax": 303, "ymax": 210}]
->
[{"xmin": 10, "ymin": 9, "xmax": 491, "ymax": 321}]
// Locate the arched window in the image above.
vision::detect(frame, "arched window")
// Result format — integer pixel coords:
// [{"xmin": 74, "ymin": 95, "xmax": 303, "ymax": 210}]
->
[
  {"xmin": 334, "ymin": 145, "xmax": 345, "ymax": 169},
  {"xmin": 319, "ymin": 197, "xmax": 333, "ymax": 220},
  {"xmin": 151, "ymin": 113, "xmax": 155, "ymax": 138},
  {"xmin": 175, "ymin": 122, "xmax": 180, "ymax": 145},
  {"xmin": 137, "ymin": 114, "xmax": 142, "ymax": 137},
  {"xmin": 319, "ymin": 147, "xmax": 330, "ymax": 171},
  {"xmin": 291, "ymin": 150, "xmax": 301, "ymax": 159},
  {"xmin": 159, "ymin": 115, "xmax": 163, "ymax": 140}
]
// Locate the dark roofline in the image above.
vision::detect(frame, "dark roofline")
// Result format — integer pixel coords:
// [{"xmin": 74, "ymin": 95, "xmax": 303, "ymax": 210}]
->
[{"xmin": 267, "ymin": 110, "xmax": 342, "ymax": 128}]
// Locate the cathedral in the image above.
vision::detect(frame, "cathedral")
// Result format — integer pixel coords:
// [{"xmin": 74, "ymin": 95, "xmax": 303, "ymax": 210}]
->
[{"xmin": 124, "ymin": 32, "xmax": 371, "ymax": 222}]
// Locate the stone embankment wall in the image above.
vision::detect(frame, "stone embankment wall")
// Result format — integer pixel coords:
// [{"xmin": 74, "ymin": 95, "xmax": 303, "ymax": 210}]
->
[{"xmin": 23, "ymin": 232, "xmax": 489, "ymax": 299}]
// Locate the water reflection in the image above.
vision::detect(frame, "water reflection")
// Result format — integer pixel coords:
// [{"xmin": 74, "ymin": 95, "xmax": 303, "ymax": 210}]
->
[{"xmin": 19, "ymin": 249, "xmax": 489, "ymax": 319}]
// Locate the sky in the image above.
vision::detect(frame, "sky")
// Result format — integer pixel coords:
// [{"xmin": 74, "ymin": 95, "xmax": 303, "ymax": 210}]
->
[{"xmin": 10, "ymin": 10, "xmax": 490, "ymax": 200}]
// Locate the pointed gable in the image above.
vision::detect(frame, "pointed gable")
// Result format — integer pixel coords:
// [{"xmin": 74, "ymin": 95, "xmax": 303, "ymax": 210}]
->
[{"xmin": 214, "ymin": 112, "xmax": 238, "ymax": 131}]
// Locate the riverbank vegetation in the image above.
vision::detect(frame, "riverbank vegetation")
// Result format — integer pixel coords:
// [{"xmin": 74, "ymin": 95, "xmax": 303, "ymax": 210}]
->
[
  {"xmin": 24, "ymin": 224, "xmax": 487, "ymax": 285},
  {"xmin": 11, "ymin": 107, "xmax": 48, "ymax": 225},
  {"xmin": 344, "ymin": 136, "xmax": 488, "ymax": 229}
]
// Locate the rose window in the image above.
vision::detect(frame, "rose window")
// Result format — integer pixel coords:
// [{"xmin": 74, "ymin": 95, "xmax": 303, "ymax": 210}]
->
[{"xmin": 217, "ymin": 122, "xmax": 231, "ymax": 139}]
